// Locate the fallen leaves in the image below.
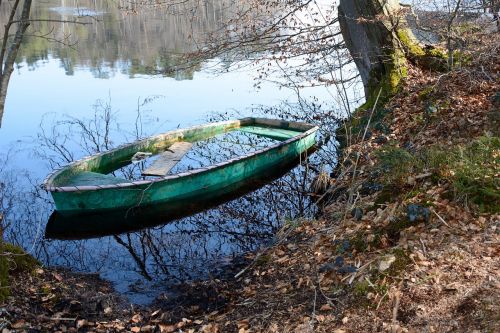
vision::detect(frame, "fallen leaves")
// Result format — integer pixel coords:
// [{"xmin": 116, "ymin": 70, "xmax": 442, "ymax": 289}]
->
[{"xmin": 3, "ymin": 52, "xmax": 499, "ymax": 333}]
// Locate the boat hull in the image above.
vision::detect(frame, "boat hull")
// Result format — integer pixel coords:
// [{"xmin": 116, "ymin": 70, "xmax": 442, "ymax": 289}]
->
[
  {"xmin": 45, "ymin": 148, "xmax": 314, "ymax": 239},
  {"xmin": 46, "ymin": 118, "xmax": 318, "ymax": 215}
]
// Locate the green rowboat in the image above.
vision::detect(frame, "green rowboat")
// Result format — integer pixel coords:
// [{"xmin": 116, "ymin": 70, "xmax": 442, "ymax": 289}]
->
[
  {"xmin": 43, "ymin": 117, "xmax": 318, "ymax": 216},
  {"xmin": 45, "ymin": 155, "xmax": 307, "ymax": 239}
]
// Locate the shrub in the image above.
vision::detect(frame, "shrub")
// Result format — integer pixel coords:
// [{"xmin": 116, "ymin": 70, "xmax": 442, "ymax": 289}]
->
[{"xmin": 374, "ymin": 145, "xmax": 419, "ymax": 186}]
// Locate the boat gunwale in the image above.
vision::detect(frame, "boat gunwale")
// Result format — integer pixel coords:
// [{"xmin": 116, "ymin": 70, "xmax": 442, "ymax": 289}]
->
[{"xmin": 43, "ymin": 117, "xmax": 318, "ymax": 193}]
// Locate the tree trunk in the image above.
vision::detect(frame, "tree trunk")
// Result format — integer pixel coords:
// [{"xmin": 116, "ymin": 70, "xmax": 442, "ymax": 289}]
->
[
  {"xmin": 338, "ymin": 0, "xmax": 406, "ymax": 104},
  {"xmin": 0, "ymin": 0, "xmax": 32, "ymax": 128},
  {"xmin": 0, "ymin": 85, "xmax": 8, "ymax": 128}
]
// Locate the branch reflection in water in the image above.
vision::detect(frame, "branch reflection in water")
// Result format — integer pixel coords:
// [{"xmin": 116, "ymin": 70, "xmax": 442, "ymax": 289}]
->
[{"xmin": 2, "ymin": 97, "xmax": 340, "ymax": 303}]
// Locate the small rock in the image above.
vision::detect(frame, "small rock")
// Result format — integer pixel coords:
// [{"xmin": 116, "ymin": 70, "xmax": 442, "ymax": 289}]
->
[
  {"xmin": 318, "ymin": 256, "xmax": 357, "ymax": 274},
  {"xmin": 374, "ymin": 135, "xmax": 388, "ymax": 144},
  {"xmin": 318, "ymin": 263, "xmax": 336, "ymax": 273},
  {"xmin": 374, "ymin": 122, "xmax": 390, "ymax": 134},
  {"xmin": 351, "ymin": 207, "xmax": 363, "ymax": 221},
  {"xmin": 401, "ymin": 141, "xmax": 416, "ymax": 153},
  {"xmin": 360, "ymin": 182, "xmax": 383, "ymax": 195},
  {"xmin": 337, "ymin": 265, "xmax": 357, "ymax": 274},
  {"xmin": 334, "ymin": 256, "xmax": 344, "ymax": 267},
  {"xmin": 407, "ymin": 204, "xmax": 430, "ymax": 223},
  {"xmin": 425, "ymin": 105, "xmax": 438, "ymax": 114},
  {"xmin": 378, "ymin": 255, "xmax": 396, "ymax": 272}
]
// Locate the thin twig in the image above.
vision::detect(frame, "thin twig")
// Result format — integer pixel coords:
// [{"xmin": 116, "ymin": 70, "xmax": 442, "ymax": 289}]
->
[
  {"xmin": 392, "ymin": 289, "xmax": 401, "ymax": 322},
  {"xmin": 310, "ymin": 287, "xmax": 318, "ymax": 328},
  {"xmin": 50, "ymin": 317, "xmax": 77, "ymax": 321},
  {"xmin": 344, "ymin": 87, "xmax": 383, "ymax": 217},
  {"xmin": 376, "ymin": 290, "xmax": 389, "ymax": 310},
  {"xmin": 430, "ymin": 207, "xmax": 450, "ymax": 227}
]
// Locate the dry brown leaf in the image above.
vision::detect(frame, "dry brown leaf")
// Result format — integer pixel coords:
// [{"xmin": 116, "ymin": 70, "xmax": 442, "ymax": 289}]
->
[
  {"xmin": 11, "ymin": 320, "xmax": 26, "ymax": 329},
  {"xmin": 52, "ymin": 272, "xmax": 63, "ymax": 281},
  {"xmin": 76, "ymin": 319, "xmax": 88, "ymax": 329},
  {"xmin": 159, "ymin": 324, "xmax": 176, "ymax": 333},
  {"xmin": 237, "ymin": 319, "xmax": 249, "ymax": 329},
  {"xmin": 131, "ymin": 314, "xmax": 143, "ymax": 323},
  {"xmin": 320, "ymin": 304, "xmax": 333, "ymax": 311}
]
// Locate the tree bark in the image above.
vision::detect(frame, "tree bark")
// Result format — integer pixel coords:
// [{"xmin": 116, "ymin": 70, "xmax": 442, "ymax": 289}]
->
[{"xmin": 338, "ymin": 0, "xmax": 405, "ymax": 103}]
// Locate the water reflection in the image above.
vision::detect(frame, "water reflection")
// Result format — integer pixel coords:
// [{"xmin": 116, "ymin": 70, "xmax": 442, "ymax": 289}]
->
[
  {"xmin": 45, "ymin": 152, "xmax": 307, "ymax": 238},
  {"xmin": 0, "ymin": 101, "xmax": 338, "ymax": 303},
  {"xmin": 5, "ymin": 0, "xmax": 238, "ymax": 78},
  {"xmin": 0, "ymin": 0, "xmax": 345, "ymax": 304},
  {"xmin": 46, "ymin": 143, "xmax": 315, "ymax": 239}
]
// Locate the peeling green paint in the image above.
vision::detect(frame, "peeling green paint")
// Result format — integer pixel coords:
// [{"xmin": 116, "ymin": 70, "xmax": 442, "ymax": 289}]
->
[{"xmin": 46, "ymin": 118, "xmax": 318, "ymax": 215}]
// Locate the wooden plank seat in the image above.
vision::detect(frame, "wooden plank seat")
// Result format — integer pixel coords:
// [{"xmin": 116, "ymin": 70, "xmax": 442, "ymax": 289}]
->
[
  {"xmin": 141, "ymin": 141, "xmax": 193, "ymax": 176},
  {"xmin": 238, "ymin": 126, "xmax": 302, "ymax": 141}
]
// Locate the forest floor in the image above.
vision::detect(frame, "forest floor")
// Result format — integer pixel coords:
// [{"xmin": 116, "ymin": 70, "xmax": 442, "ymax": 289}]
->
[{"xmin": 1, "ymin": 33, "xmax": 499, "ymax": 333}]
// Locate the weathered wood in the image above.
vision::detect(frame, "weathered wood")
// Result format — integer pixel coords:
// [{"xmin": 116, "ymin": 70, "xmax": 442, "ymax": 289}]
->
[{"xmin": 142, "ymin": 141, "xmax": 193, "ymax": 176}]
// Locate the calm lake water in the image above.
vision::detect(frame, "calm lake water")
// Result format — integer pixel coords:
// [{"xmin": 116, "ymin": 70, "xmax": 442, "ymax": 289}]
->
[{"xmin": 0, "ymin": 0, "xmax": 358, "ymax": 304}]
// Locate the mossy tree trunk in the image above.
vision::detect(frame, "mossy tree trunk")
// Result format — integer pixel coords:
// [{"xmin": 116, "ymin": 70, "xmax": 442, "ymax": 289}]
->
[
  {"xmin": 338, "ymin": 0, "xmax": 407, "ymax": 107},
  {"xmin": 338, "ymin": 0, "xmax": 449, "ymax": 110}
]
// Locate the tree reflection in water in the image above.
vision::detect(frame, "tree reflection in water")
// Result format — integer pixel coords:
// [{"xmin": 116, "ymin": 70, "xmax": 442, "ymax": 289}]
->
[
  {"xmin": 1, "ymin": 99, "xmax": 340, "ymax": 302},
  {"xmin": 0, "ymin": 0, "xmax": 243, "ymax": 79}
]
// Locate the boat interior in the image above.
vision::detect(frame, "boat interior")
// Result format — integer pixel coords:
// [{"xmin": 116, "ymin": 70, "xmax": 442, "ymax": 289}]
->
[{"xmin": 45, "ymin": 118, "xmax": 315, "ymax": 188}]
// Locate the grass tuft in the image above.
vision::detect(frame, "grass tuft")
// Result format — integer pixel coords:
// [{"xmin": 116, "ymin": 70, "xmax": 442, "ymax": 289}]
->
[{"xmin": 374, "ymin": 136, "xmax": 499, "ymax": 212}]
